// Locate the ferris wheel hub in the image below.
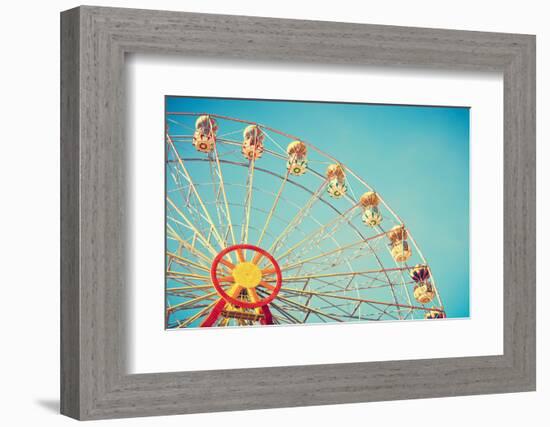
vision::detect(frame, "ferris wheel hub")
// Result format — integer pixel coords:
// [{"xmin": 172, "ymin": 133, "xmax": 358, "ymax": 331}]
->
[
  {"xmin": 232, "ymin": 262, "xmax": 262, "ymax": 289},
  {"xmin": 210, "ymin": 244, "xmax": 283, "ymax": 309}
]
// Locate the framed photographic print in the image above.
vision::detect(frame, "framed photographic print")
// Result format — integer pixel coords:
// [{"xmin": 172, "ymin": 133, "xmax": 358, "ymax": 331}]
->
[{"xmin": 61, "ymin": 5, "xmax": 536, "ymax": 420}]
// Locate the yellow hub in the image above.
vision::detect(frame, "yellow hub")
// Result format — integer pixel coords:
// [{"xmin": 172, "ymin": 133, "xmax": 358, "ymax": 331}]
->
[{"xmin": 232, "ymin": 262, "xmax": 262, "ymax": 289}]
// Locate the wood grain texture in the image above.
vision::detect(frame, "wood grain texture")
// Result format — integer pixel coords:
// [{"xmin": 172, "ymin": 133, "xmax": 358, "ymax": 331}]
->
[
  {"xmin": 60, "ymin": 7, "xmax": 80, "ymax": 419},
  {"xmin": 60, "ymin": 5, "xmax": 536, "ymax": 420}
]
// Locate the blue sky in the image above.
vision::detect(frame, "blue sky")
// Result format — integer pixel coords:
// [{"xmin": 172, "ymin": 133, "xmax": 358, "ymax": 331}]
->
[{"xmin": 166, "ymin": 96, "xmax": 470, "ymax": 319}]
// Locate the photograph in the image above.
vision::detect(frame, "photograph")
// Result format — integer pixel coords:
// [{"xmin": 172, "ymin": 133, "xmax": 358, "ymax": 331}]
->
[{"xmin": 165, "ymin": 96, "xmax": 470, "ymax": 329}]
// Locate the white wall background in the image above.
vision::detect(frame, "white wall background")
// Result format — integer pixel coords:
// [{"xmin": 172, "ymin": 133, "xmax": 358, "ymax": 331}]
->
[{"xmin": 0, "ymin": 0, "xmax": 546, "ymax": 425}]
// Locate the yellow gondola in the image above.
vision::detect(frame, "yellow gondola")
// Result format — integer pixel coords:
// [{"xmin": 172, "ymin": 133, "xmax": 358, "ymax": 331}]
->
[
  {"xmin": 388, "ymin": 225, "xmax": 412, "ymax": 262},
  {"xmin": 391, "ymin": 240, "xmax": 412, "ymax": 262},
  {"xmin": 414, "ymin": 282, "xmax": 435, "ymax": 304}
]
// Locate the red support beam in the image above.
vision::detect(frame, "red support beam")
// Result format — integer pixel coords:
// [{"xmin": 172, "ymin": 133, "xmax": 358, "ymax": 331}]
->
[
  {"xmin": 260, "ymin": 305, "xmax": 274, "ymax": 325},
  {"xmin": 200, "ymin": 298, "xmax": 226, "ymax": 327}
]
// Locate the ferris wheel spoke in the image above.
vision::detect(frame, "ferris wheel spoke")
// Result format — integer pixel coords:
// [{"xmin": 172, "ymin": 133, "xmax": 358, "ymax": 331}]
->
[
  {"xmin": 313, "ymin": 296, "xmax": 356, "ymax": 317},
  {"xmin": 207, "ymin": 157, "xmax": 227, "ymax": 248},
  {"xmin": 315, "ymin": 272, "xmax": 396, "ymax": 291},
  {"xmin": 167, "ymin": 284, "xmax": 213, "ymax": 292},
  {"xmin": 275, "ymin": 204, "xmax": 359, "ymax": 262},
  {"xmin": 167, "ymin": 117, "xmax": 196, "ymax": 133},
  {"xmin": 268, "ymin": 301, "xmax": 304, "ymax": 324},
  {"xmin": 241, "ymin": 155, "xmax": 257, "ymax": 245},
  {"xmin": 167, "ymin": 291, "xmax": 218, "ymax": 314},
  {"xmin": 258, "ymin": 281, "xmax": 275, "ymax": 291},
  {"xmin": 262, "ymin": 128, "xmax": 290, "ymax": 156},
  {"xmin": 366, "ymin": 303, "xmax": 400, "ymax": 321},
  {"xmin": 167, "ymin": 250, "xmax": 211, "ymax": 272},
  {"xmin": 285, "ymin": 220, "xmax": 403, "ymax": 319},
  {"xmin": 280, "ymin": 277, "xmax": 388, "ymax": 294},
  {"xmin": 175, "ymin": 301, "xmax": 219, "ymax": 328},
  {"xmin": 252, "ymin": 252, "xmax": 264, "ymax": 264},
  {"xmin": 394, "ymin": 260, "xmax": 414, "ymax": 317},
  {"xmin": 366, "ymin": 238, "xmax": 404, "ymax": 319},
  {"xmin": 268, "ymin": 180, "xmax": 328, "ymax": 256},
  {"xmin": 167, "ymin": 198, "xmax": 220, "ymax": 257},
  {"xmin": 374, "ymin": 304, "xmax": 402, "ymax": 321},
  {"xmin": 270, "ymin": 293, "xmax": 343, "ymax": 322},
  {"xmin": 256, "ymin": 169, "xmax": 290, "ymax": 248},
  {"xmin": 276, "ymin": 287, "xmax": 443, "ymax": 314},
  {"xmin": 166, "ymin": 285, "xmax": 208, "ymax": 296},
  {"xmin": 349, "ymin": 299, "xmax": 384, "ymax": 320},
  {"xmin": 269, "ymin": 315, "xmax": 289, "ymax": 325},
  {"xmin": 401, "ymin": 309, "xmax": 415, "ymax": 320},
  {"xmin": 170, "ymin": 197, "xmax": 217, "ymax": 254},
  {"xmin": 166, "ymin": 215, "xmax": 188, "ymax": 230},
  {"xmin": 211, "ymin": 143, "xmax": 238, "ymax": 248},
  {"xmin": 168, "ymin": 291, "xmax": 209, "ymax": 300},
  {"xmin": 216, "ymin": 126, "xmax": 246, "ymax": 139},
  {"xmin": 167, "ymin": 135, "xmax": 194, "ymax": 141},
  {"xmin": 276, "ymin": 265, "xmax": 417, "ymax": 283},
  {"xmin": 168, "ymin": 161, "xmax": 222, "ymax": 250},
  {"xmin": 167, "ymin": 284, "xmax": 209, "ymax": 295},
  {"xmin": 216, "ymin": 317, "xmax": 228, "ymax": 327},
  {"xmin": 168, "ymin": 257, "xmax": 209, "ymax": 276},
  {"xmin": 294, "ymin": 238, "xmax": 405, "ymax": 320},
  {"xmin": 165, "ymin": 271, "xmax": 210, "ymax": 281},
  {"xmin": 247, "ymin": 288, "xmax": 260, "ymax": 303},
  {"xmin": 217, "ymin": 258, "xmax": 236, "ymax": 270},
  {"xmin": 167, "ymin": 221, "xmax": 215, "ymax": 255},
  {"xmin": 167, "ymin": 289, "xmax": 213, "ymax": 299},
  {"xmin": 350, "ymin": 301, "xmax": 362, "ymax": 317},
  {"xmin": 284, "ymin": 221, "xmax": 374, "ymax": 271},
  {"xmin": 215, "ymin": 274, "xmax": 235, "ymax": 283},
  {"xmin": 278, "ymin": 231, "xmax": 388, "ymax": 272},
  {"xmin": 167, "ymin": 135, "xmax": 227, "ymax": 250}
]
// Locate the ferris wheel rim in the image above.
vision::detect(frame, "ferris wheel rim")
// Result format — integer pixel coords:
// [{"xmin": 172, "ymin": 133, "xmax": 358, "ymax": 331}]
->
[
  {"xmin": 167, "ymin": 116, "xmax": 442, "ymax": 310},
  {"xmin": 165, "ymin": 111, "xmax": 446, "ymax": 326}
]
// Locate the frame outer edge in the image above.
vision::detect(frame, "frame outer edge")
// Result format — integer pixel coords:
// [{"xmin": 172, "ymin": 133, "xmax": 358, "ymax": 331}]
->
[
  {"xmin": 60, "ymin": 6, "xmax": 82, "ymax": 420},
  {"xmin": 511, "ymin": 34, "xmax": 536, "ymax": 389},
  {"xmin": 526, "ymin": 35, "xmax": 536, "ymax": 390},
  {"xmin": 502, "ymin": 34, "xmax": 536, "ymax": 391},
  {"xmin": 61, "ymin": 6, "xmax": 537, "ymax": 420},
  {"xmin": 524, "ymin": 35, "xmax": 536, "ymax": 390}
]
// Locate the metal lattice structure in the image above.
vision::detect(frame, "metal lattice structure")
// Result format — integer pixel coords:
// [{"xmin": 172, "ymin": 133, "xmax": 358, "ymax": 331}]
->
[{"xmin": 165, "ymin": 112, "xmax": 446, "ymax": 328}]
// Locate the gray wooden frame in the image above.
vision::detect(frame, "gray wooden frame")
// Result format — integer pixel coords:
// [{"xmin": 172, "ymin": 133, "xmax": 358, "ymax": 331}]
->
[{"xmin": 60, "ymin": 5, "xmax": 536, "ymax": 420}]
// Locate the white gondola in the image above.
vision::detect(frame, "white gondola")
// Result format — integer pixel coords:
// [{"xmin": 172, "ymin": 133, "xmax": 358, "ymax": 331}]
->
[
  {"xmin": 242, "ymin": 124, "xmax": 265, "ymax": 160},
  {"xmin": 192, "ymin": 115, "xmax": 218, "ymax": 153}
]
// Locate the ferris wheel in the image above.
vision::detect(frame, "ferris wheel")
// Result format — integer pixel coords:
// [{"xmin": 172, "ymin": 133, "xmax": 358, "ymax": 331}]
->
[{"xmin": 165, "ymin": 112, "xmax": 446, "ymax": 328}]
